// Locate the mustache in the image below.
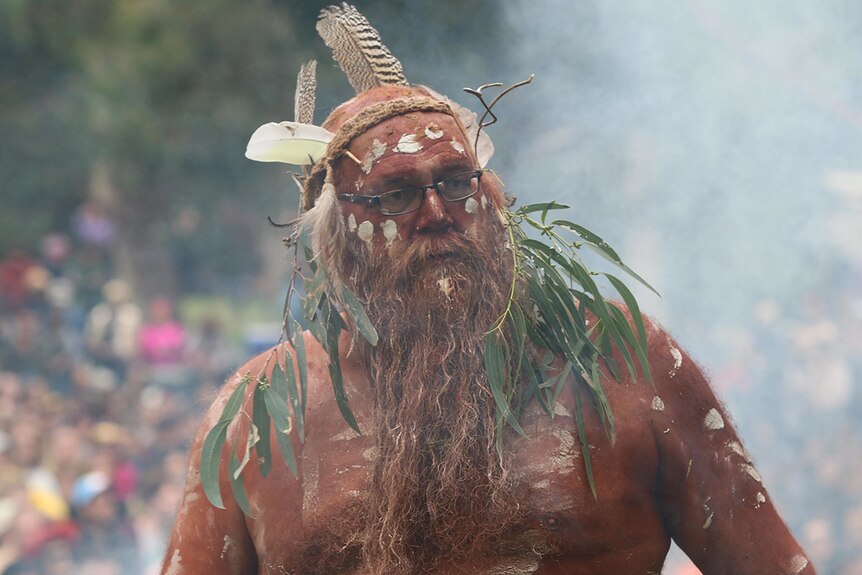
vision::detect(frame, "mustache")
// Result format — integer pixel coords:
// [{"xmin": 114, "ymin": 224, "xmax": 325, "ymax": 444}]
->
[{"xmin": 393, "ymin": 231, "xmax": 484, "ymax": 276}]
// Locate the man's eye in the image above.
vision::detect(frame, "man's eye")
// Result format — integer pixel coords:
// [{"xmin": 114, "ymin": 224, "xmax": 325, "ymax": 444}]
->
[
  {"xmin": 447, "ymin": 176, "xmax": 471, "ymax": 190},
  {"xmin": 440, "ymin": 173, "xmax": 477, "ymax": 200}
]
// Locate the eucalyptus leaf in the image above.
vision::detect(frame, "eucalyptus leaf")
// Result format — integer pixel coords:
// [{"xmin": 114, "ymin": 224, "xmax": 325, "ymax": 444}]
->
[
  {"xmin": 200, "ymin": 376, "xmax": 249, "ymax": 509},
  {"xmin": 263, "ymin": 384, "xmax": 298, "ymax": 475},
  {"xmin": 573, "ymin": 384, "xmax": 597, "ymax": 499},
  {"xmin": 228, "ymin": 444, "xmax": 253, "ymax": 516},
  {"xmin": 265, "ymin": 371, "xmax": 295, "ymax": 435},
  {"xmin": 517, "ymin": 201, "xmax": 570, "ymax": 215},
  {"xmin": 326, "ymin": 301, "xmax": 361, "ymax": 434},
  {"xmin": 200, "ymin": 421, "xmax": 231, "ymax": 509},
  {"xmin": 604, "ymin": 274, "xmax": 649, "ymax": 351},
  {"xmin": 582, "ymin": 243, "xmax": 659, "ymax": 296},
  {"xmin": 340, "ymin": 284, "xmax": 379, "ymax": 346},
  {"xmin": 291, "ymin": 320, "xmax": 308, "ymax": 441},
  {"xmin": 252, "ymin": 382, "xmax": 272, "ymax": 478},
  {"xmin": 607, "ymin": 305, "xmax": 654, "ymax": 388},
  {"xmin": 483, "ymin": 331, "xmax": 527, "ymax": 437}
]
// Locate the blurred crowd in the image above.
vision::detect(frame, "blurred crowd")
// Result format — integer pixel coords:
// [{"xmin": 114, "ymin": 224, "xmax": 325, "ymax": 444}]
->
[
  {"xmin": 1, "ymin": 201, "xmax": 861, "ymax": 574},
  {"xmin": 0, "ymin": 202, "xmax": 243, "ymax": 575}
]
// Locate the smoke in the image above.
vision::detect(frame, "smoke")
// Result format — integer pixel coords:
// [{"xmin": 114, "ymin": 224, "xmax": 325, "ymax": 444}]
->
[
  {"xmin": 317, "ymin": 0, "xmax": 861, "ymax": 566},
  {"xmin": 490, "ymin": 0, "xmax": 862, "ymax": 567}
]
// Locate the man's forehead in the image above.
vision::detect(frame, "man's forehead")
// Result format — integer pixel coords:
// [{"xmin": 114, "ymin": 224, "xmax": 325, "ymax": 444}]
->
[
  {"xmin": 342, "ymin": 111, "xmax": 473, "ymax": 179},
  {"xmin": 352, "ymin": 111, "xmax": 467, "ymax": 147}
]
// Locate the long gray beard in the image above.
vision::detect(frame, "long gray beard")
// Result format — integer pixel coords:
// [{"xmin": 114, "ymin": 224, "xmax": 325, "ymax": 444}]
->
[{"xmin": 340, "ymin": 224, "xmax": 521, "ymax": 574}]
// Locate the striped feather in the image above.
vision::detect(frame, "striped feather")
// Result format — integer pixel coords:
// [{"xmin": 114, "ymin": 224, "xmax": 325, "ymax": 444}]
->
[
  {"xmin": 316, "ymin": 3, "xmax": 407, "ymax": 93},
  {"xmin": 294, "ymin": 60, "xmax": 318, "ymax": 125}
]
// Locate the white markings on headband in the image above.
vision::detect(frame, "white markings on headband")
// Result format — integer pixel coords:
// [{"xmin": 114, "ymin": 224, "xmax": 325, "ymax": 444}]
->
[
  {"xmin": 424, "ymin": 124, "xmax": 444, "ymax": 139},
  {"xmin": 393, "ymin": 133, "xmax": 422, "ymax": 154},
  {"xmin": 651, "ymin": 396, "xmax": 665, "ymax": 411},
  {"xmin": 357, "ymin": 220, "xmax": 374, "ymax": 244},
  {"xmin": 381, "ymin": 219, "xmax": 397, "ymax": 247}
]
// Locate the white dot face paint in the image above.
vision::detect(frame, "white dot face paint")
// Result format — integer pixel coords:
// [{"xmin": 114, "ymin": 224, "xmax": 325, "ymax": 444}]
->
[
  {"xmin": 480, "ymin": 193, "xmax": 488, "ymax": 210},
  {"xmin": 704, "ymin": 408, "xmax": 725, "ymax": 430},
  {"xmin": 702, "ymin": 512, "xmax": 714, "ymax": 529},
  {"xmin": 347, "ymin": 213, "xmax": 357, "ymax": 233},
  {"xmin": 651, "ymin": 396, "xmax": 665, "ymax": 411},
  {"xmin": 357, "ymin": 220, "xmax": 374, "ymax": 245},
  {"xmin": 450, "ymin": 139, "xmax": 465, "ymax": 154},
  {"xmin": 755, "ymin": 491, "xmax": 766, "ymax": 509},
  {"xmin": 393, "ymin": 133, "xmax": 422, "ymax": 154},
  {"xmin": 668, "ymin": 343, "xmax": 683, "ymax": 378},
  {"xmin": 381, "ymin": 219, "xmax": 397, "ymax": 247},
  {"xmin": 464, "ymin": 197, "xmax": 479, "ymax": 214},
  {"xmin": 362, "ymin": 138, "xmax": 388, "ymax": 174},
  {"xmin": 424, "ymin": 124, "xmax": 444, "ymax": 139},
  {"xmin": 789, "ymin": 555, "xmax": 809, "ymax": 574},
  {"xmin": 371, "ymin": 138, "xmax": 387, "ymax": 159}
]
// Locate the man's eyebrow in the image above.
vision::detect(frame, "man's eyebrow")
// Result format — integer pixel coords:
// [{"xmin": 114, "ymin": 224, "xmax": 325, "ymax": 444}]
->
[{"xmin": 378, "ymin": 173, "xmax": 418, "ymax": 189}]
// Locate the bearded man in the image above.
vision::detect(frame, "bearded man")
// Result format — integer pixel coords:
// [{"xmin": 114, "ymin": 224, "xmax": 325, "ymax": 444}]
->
[{"xmin": 162, "ymin": 6, "xmax": 814, "ymax": 575}]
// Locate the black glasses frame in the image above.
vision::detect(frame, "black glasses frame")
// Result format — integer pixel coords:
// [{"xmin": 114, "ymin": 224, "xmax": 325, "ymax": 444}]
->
[{"xmin": 336, "ymin": 169, "xmax": 485, "ymax": 216}]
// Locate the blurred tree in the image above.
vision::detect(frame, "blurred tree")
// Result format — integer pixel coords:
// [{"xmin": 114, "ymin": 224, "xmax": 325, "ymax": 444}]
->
[{"xmin": 0, "ymin": 0, "xmax": 506, "ymax": 301}]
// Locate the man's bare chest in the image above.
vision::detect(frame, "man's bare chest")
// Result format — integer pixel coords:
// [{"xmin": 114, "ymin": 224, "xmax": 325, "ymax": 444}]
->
[{"xmin": 294, "ymin": 401, "xmax": 666, "ymax": 562}]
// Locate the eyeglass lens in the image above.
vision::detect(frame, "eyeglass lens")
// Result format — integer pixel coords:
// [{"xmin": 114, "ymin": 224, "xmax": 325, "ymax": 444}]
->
[{"xmin": 378, "ymin": 172, "xmax": 481, "ymax": 215}]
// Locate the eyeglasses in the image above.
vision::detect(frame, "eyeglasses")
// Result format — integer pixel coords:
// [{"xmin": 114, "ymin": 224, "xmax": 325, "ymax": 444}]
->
[{"xmin": 336, "ymin": 170, "xmax": 484, "ymax": 216}]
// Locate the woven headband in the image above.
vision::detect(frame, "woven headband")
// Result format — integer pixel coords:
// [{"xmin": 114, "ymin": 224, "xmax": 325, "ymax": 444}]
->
[{"xmin": 301, "ymin": 96, "xmax": 455, "ymax": 210}]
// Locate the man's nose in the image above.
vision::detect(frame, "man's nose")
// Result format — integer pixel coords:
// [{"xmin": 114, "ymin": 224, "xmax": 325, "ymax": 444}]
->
[{"xmin": 413, "ymin": 188, "xmax": 454, "ymax": 233}]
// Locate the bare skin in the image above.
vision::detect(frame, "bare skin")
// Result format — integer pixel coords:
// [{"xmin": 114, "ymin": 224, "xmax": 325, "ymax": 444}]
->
[{"xmin": 162, "ymin": 100, "xmax": 814, "ymax": 574}]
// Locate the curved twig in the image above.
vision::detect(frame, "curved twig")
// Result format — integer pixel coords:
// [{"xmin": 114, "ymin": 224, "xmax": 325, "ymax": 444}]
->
[{"xmin": 463, "ymin": 75, "xmax": 534, "ymax": 156}]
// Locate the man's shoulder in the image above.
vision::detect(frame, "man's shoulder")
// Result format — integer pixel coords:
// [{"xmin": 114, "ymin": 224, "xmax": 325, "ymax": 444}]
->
[{"xmin": 209, "ymin": 329, "xmax": 364, "ymax": 422}]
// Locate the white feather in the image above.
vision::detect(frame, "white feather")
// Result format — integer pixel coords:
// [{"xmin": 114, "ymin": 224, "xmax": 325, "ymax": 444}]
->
[
  {"xmin": 245, "ymin": 121, "xmax": 334, "ymax": 165},
  {"xmin": 301, "ymin": 181, "xmax": 345, "ymax": 297}
]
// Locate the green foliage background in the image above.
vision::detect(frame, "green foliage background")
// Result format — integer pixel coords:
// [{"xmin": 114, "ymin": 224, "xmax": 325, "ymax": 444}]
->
[{"xmin": 0, "ymin": 0, "xmax": 507, "ymax": 299}]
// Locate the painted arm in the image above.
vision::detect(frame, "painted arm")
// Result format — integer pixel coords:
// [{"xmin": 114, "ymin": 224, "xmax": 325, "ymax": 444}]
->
[
  {"xmin": 160, "ymin": 370, "xmax": 259, "ymax": 574},
  {"xmin": 649, "ymin": 329, "xmax": 815, "ymax": 575}
]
